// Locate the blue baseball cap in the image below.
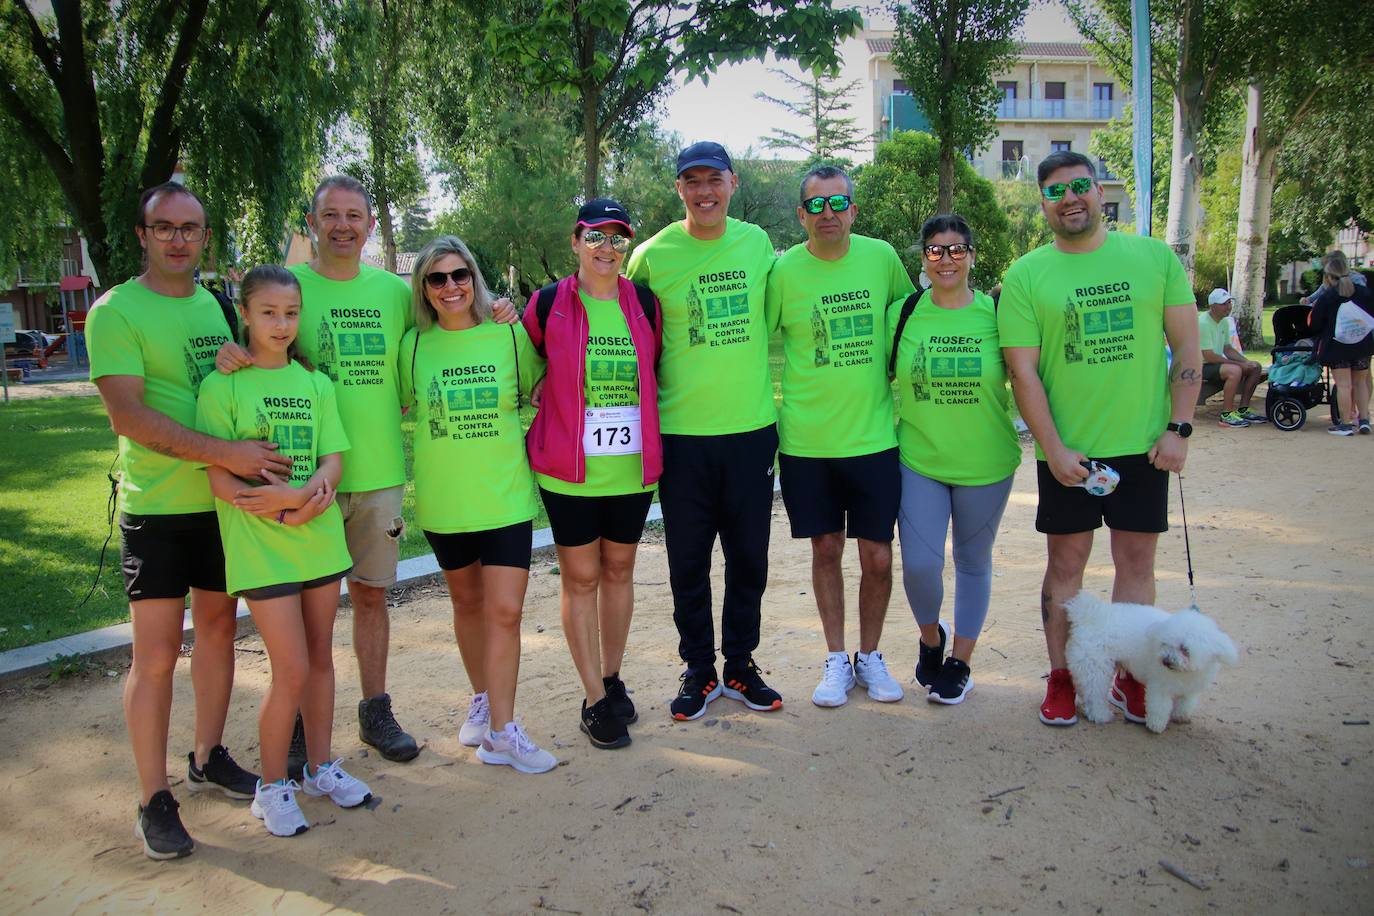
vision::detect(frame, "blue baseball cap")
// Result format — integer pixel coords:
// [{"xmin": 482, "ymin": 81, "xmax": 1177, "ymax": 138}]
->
[{"xmin": 676, "ymin": 141, "xmax": 733, "ymax": 176}]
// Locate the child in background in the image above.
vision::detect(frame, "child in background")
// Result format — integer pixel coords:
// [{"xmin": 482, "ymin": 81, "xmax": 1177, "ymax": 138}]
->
[{"xmin": 196, "ymin": 265, "xmax": 370, "ymax": 836}]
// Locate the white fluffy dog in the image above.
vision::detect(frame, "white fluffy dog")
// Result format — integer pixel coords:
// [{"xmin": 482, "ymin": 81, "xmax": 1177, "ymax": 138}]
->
[{"xmin": 1064, "ymin": 591, "xmax": 1238, "ymax": 733}]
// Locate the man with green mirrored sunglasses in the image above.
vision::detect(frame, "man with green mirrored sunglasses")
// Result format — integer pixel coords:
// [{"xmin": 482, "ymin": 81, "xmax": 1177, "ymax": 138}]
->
[{"xmin": 997, "ymin": 150, "xmax": 1201, "ymax": 730}]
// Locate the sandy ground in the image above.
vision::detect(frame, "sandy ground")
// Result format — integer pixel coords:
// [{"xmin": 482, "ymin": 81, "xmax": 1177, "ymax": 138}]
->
[
  {"xmin": 1, "ymin": 377, "xmax": 99, "ymax": 400},
  {"xmin": 1, "ymin": 397, "xmax": 1371, "ymax": 915}
]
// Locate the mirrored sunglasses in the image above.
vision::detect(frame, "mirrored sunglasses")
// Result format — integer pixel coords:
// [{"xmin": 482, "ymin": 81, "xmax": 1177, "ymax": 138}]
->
[
  {"xmin": 801, "ymin": 194, "xmax": 852, "ymax": 214},
  {"xmin": 1041, "ymin": 177, "xmax": 1095, "ymax": 201},
  {"xmin": 923, "ymin": 243, "xmax": 974, "ymax": 262},
  {"xmin": 582, "ymin": 229, "xmax": 632, "ymax": 253}
]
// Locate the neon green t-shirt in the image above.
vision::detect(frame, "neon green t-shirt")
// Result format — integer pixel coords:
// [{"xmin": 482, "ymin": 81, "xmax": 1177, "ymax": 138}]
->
[
  {"xmin": 625, "ymin": 218, "xmax": 775, "ymax": 435},
  {"xmin": 399, "ymin": 321, "xmax": 542, "ymax": 534},
  {"xmin": 997, "ymin": 232, "xmax": 1193, "ymax": 458},
  {"xmin": 87, "ymin": 280, "xmax": 231, "ymax": 515},
  {"xmin": 890, "ymin": 291, "xmax": 1020, "ymax": 486},
  {"xmin": 290, "ymin": 262, "xmax": 411, "ymax": 493},
  {"xmin": 766, "ymin": 235, "xmax": 914, "ymax": 457},
  {"xmin": 195, "ymin": 363, "xmax": 352, "ymax": 595},
  {"xmin": 1198, "ymin": 311, "xmax": 1230, "ymax": 356},
  {"xmin": 538, "ymin": 292, "xmax": 655, "ymax": 497}
]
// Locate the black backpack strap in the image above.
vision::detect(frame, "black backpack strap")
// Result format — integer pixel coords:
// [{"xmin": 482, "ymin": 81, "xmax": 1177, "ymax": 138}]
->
[
  {"xmin": 887, "ymin": 290, "xmax": 926, "ymax": 378},
  {"xmin": 509, "ymin": 323, "xmax": 522, "ymax": 409},
  {"xmin": 207, "ymin": 283, "xmax": 238, "ymax": 339},
  {"xmin": 631, "ymin": 282, "xmax": 657, "ymax": 332},
  {"xmin": 529, "ymin": 282, "xmax": 558, "ymax": 357},
  {"xmin": 410, "ymin": 328, "xmax": 420, "ymax": 400}
]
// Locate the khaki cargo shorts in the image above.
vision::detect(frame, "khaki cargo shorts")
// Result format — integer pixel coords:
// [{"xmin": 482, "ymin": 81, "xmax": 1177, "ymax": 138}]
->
[{"xmin": 337, "ymin": 486, "xmax": 405, "ymax": 587}]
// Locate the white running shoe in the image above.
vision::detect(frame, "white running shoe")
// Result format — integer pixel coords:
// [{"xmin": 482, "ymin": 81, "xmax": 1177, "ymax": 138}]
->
[
  {"xmin": 251, "ymin": 779, "xmax": 309, "ymax": 837},
  {"xmin": 476, "ymin": 722, "xmax": 558, "ymax": 774},
  {"xmin": 811, "ymin": 652, "xmax": 857, "ymax": 707},
  {"xmin": 303, "ymin": 759, "xmax": 373, "ymax": 808},
  {"xmin": 459, "ymin": 692, "xmax": 490, "ymax": 747},
  {"xmin": 854, "ymin": 650, "xmax": 905, "ymax": 702}
]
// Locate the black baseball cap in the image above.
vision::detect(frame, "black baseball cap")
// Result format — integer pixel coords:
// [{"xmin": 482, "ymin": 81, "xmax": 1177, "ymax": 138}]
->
[
  {"xmin": 576, "ymin": 197, "xmax": 634, "ymax": 237},
  {"xmin": 676, "ymin": 141, "xmax": 733, "ymax": 176}
]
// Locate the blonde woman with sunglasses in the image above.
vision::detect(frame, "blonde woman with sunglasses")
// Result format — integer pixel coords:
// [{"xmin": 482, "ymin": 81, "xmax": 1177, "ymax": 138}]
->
[{"xmin": 523, "ymin": 198, "xmax": 664, "ymax": 750}]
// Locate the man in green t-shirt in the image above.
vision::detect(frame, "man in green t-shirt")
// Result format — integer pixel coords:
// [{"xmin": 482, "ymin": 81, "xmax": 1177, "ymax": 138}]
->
[
  {"xmin": 765, "ymin": 165, "xmax": 914, "ymax": 708},
  {"xmin": 998, "ymin": 151, "xmax": 1201, "ymax": 729},
  {"xmin": 216, "ymin": 175, "xmax": 419, "ymax": 765},
  {"xmin": 1201, "ymin": 288, "xmax": 1264, "ymax": 427},
  {"xmin": 88, "ymin": 182, "xmax": 289, "ymax": 859},
  {"xmin": 625, "ymin": 141, "xmax": 783, "ymax": 721}
]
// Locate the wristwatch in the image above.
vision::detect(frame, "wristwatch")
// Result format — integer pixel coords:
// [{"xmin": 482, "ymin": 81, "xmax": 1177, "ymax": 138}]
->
[{"xmin": 1166, "ymin": 421, "xmax": 1193, "ymax": 438}]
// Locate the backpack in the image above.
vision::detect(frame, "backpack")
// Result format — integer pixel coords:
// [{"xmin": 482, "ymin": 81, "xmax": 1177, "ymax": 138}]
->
[
  {"xmin": 887, "ymin": 289, "xmax": 928, "ymax": 378},
  {"xmin": 528, "ymin": 280, "xmax": 658, "ymax": 356}
]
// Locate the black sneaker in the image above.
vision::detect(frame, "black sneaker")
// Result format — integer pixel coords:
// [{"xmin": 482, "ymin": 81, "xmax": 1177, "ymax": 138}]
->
[
  {"xmin": 186, "ymin": 745, "xmax": 258, "ymax": 800},
  {"xmin": 580, "ymin": 697, "xmax": 631, "ymax": 749},
  {"xmin": 134, "ymin": 790, "xmax": 194, "ymax": 860},
  {"xmin": 358, "ymin": 693, "xmax": 420, "ymax": 761},
  {"xmin": 670, "ymin": 667, "xmax": 722, "ymax": 721},
  {"xmin": 915, "ymin": 621, "xmax": 948, "ymax": 689},
  {"xmin": 928, "ymin": 656, "xmax": 973, "ymax": 705},
  {"xmin": 603, "ymin": 672, "xmax": 638, "ymax": 724},
  {"xmin": 722, "ymin": 658, "xmax": 783, "ymax": 712},
  {"xmin": 287, "ymin": 713, "xmax": 307, "ymax": 781}
]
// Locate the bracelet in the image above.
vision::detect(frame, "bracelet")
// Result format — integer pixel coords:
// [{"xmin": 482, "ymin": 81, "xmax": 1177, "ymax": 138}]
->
[{"xmin": 277, "ymin": 509, "xmax": 287, "ymax": 525}]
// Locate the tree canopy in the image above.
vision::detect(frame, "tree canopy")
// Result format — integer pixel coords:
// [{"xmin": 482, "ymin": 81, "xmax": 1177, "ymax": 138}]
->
[
  {"xmin": 0, "ymin": 0, "xmax": 348, "ymax": 283},
  {"xmin": 756, "ymin": 68, "xmax": 866, "ymax": 162}
]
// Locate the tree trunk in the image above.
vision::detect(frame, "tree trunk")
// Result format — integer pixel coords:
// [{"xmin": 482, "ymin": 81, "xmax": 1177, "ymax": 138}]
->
[
  {"xmin": 937, "ymin": 141, "xmax": 955, "ymax": 213},
  {"xmin": 582, "ymin": 86, "xmax": 601, "ymax": 198},
  {"xmin": 1165, "ymin": 4, "xmax": 1206, "ymax": 280},
  {"xmin": 1231, "ymin": 81, "xmax": 1280, "ymax": 348}
]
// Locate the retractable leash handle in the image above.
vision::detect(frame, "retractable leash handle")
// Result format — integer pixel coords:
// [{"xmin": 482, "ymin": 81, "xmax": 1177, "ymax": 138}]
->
[{"xmin": 1176, "ymin": 471, "xmax": 1200, "ymax": 611}]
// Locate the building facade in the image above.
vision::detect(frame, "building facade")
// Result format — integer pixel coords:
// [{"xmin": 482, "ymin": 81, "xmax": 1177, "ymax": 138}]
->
[{"xmin": 864, "ymin": 32, "xmax": 1134, "ymax": 223}]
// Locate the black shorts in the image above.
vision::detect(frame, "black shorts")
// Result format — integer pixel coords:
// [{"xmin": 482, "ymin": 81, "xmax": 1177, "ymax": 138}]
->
[
  {"xmin": 424, "ymin": 521, "xmax": 533, "ymax": 570},
  {"xmin": 1035, "ymin": 453, "xmax": 1169, "ymax": 535},
  {"xmin": 1202, "ymin": 362, "xmax": 1223, "ymax": 383},
  {"xmin": 119, "ymin": 511, "xmax": 227, "ymax": 601},
  {"xmin": 238, "ymin": 568, "xmax": 351, "ymax": 601},
  {"xmin": 778, "ymin": 448, "xmax": 900, "ymax": 541},
  {"xmin": 1327, "ymin": 355, "xmax": 1371, "ymax": 371},
  {"xmin": 538, "ymin": 489, "xmax": 655, "ymax": 548}
]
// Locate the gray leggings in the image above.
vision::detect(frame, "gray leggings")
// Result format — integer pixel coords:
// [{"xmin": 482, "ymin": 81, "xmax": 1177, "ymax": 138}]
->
[{"xmin": 898, "ymin": 465, "xmax": 1014, "ymax": 641}]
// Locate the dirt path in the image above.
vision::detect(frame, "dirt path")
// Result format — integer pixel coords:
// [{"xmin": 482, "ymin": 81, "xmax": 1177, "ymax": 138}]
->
[{"xmin": 1, "ymin": 400, "xmax": 1370, "ymax": 914}]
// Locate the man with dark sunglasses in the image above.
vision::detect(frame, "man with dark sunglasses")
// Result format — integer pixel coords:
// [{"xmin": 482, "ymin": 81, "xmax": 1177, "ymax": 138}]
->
[
  {"xmin": 997, "ymin": 150, "xmax": 1201, "ymax": 728},
  {"xmin": 765, "ymin": 165, "xmax": 914, "ymax": 708},
  {"xmin": 625, "ymin": 141, "xmax": 783, "ymax": 721}
]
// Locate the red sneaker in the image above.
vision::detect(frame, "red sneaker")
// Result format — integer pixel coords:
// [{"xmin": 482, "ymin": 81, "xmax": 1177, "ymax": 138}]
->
[
  {"xmin": 1109, "ymin": 670, "xmax": 1147, "ymax": 723},
  {"xmin": 1039, "ymin": 668, "xmax": 1078, "ymax": 726}
]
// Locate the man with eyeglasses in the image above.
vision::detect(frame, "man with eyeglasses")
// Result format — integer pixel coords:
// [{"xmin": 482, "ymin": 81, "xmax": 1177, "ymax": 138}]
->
[
  {"xmin": 997, "ymin": 150, "xmax": 1201, "ymax": 727},
  {"xmin": 764, "ymin": 165, "xmax": 914, "ymax": 708},
  {"xmin": 625, "ymin": 141, "xmax": 784, "ymax": 721},
  {"xmin": 217, "ymin": 174, "xmax": 419, "ymax": 766},
  {"xmin": 88, "ymin": 181, "xmax": 278, "ymax": 858}
]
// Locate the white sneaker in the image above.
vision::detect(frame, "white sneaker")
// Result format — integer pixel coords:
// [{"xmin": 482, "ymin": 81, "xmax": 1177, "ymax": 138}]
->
[
  {"xmin": 458, "ymin": 692, "xmax": 489, "ymax": 747},
  {"xmin": 854, "ymin": 651, "xmax": 905, "ymax": 702},
  {"xmin": 811, "ymin": 652, "xmax": 857, "ymax": 707},
  {"xmin": 251, "ymin": 779, "xmax": 309, "ymax": 837},
  {"xmin": 476, "ymin": 722, "xmax": 558, "ymax": 774},
  {"xmin": 303, "ymin": 759, "xmax": 372, "ymax": 808}
]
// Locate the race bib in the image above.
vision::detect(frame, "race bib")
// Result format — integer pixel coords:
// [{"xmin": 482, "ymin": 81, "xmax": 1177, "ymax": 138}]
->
[{"xmin": 584, "ymin": 406, "xmax": 642, "ymax": 456}]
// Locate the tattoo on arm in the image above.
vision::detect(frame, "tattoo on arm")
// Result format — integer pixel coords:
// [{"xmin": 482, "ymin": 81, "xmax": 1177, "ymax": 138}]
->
[
  {"xmin": 1040, "ymin": 589, "xmax": 1052, "ymax": 625},
  {"xmin": 1170, "ymin": 366, "xmax": 1200, "ymax": 384}
]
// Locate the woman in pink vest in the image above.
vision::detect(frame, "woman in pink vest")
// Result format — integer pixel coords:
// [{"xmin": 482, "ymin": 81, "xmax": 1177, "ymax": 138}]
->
[{"xmin": 524, "ymin": 198, "xmax": 663, "ymax": 750}]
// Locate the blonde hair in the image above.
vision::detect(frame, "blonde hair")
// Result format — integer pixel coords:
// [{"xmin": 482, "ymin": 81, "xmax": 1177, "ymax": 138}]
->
[
  {"xmin": 410, "ymin": 235, "xmax": 494, "ymax": 331},
  {"xmin": 1323, "ymin": 250, "xmax": 1355, "ymax": 299}
]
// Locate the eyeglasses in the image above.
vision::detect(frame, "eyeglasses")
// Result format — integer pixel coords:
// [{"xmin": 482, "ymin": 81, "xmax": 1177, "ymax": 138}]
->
[
  {"xmin": 801, "ymin": 194, "xmax": 852, "ymax": 215},
  {"xmin": 582, "ymin": 229, "xmax": 631, "ymax": 253},
  {"xmin": 923, "ymin": 243, "xmax": 974, "ymax": 262},
  {"xmin": 1040, "ymin": 177, "xmax": 1095, "ymax": 201},
  {"xmin": 141, "ymin": 223, "xmax": 208, "ymax": 242},
  {"xmin": 425, "ymin": 267, "xmax": 473, "ymax": 289}
]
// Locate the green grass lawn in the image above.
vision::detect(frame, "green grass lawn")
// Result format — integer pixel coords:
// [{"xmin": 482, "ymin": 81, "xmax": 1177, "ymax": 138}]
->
[{"xmin": 0, "ymin": 305, "xmax": 1285, "ymax": 651}]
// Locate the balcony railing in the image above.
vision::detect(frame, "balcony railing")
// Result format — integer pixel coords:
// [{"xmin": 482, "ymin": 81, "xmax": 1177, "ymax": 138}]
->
[{"xmin": 994, "ymin": 98, "xmax": 1126, "ymax": 121}]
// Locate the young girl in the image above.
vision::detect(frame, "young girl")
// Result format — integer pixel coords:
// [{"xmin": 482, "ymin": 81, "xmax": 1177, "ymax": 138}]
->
[{"xmin": 196, "ymin": 265, "xmax": 371, "ymax": 836}]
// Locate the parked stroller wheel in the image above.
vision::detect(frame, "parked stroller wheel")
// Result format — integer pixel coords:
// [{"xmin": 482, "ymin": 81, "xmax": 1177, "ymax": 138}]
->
[{"xmin": 1270, "ymin": 396, "xmax": 1306, "ymax": 431}]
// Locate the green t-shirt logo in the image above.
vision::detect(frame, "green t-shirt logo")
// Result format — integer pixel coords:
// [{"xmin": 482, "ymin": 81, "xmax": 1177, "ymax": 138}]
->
[
  {"xmin": 271, "ymin": 425, "xmax": 292, "ymax": 451},
  {"xmin": 830, "ymin": 316, "xmax": 853, "ymax": 340},
  {"xmin": 474, "ymin": 387, "xmax": 499, "ymax": 409},
  {"xmin": 1110, "ymin": 307, "xmax": 1133, "ymax": 331},
  {"xmin": 687, "ymin": 284, "xmax": 706, "ymax": 347},
  {"xmin": 706, "ymin": 296, "xmax": 730, "ymax": 320},
  {"xmin": 1063, "ymin": 298, "xmax": 1084, "ymax": 363},
  {"xmin": 426, "ymin": 377, "xmax": 448, "ymax": 439},
  {"xmin": 931, "ymin": 356, "xmax": 956, "ymax": 378},
  {"xmin": 1083, "ymin": 310, "xmax": 1109, "ymax": 335},
  {"xmin": 338, "ymin": 333, "xmax": 363, "ymax": 356},
  {"xmin": 363, "ymin": 332, "xmax": 387, "ymax": 355},
  {"xmin": 853, "ymin": 314, "xmax": 874, "ymax": 337},
  {"xmin": 729, "ymin": 293, "xmax": 749, "ymax": 316},
  {"xmin": 910, "ymin": 342, "xmax": 930, "ymax": 402},
  {"xmin": 591, "ymin": 359, "xmax": 615, "ymax": 381},
  {"xmin": 448, "ymin": 388, "xmax": 473, "ymax": 411},
  {"xmin": 291, "ymin": 425, "xmax": 313, "ymax": 451},
  {"xmin": 958, "ymin": 357, "xmax": 982, "ymax": 378},
  {"xmin": 254, "ymin": 406, "xmax": 271, "ymax": 441},
  {"xmin": 614, "ymin": 361, "xmax": 637, "ymax": 382},
  {"xmin": 315, "ymin": 316, "xmax": 337, "ymax": 380}
]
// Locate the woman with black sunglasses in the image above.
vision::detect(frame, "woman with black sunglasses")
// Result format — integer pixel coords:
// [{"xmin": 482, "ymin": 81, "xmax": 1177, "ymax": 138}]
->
[
  {"xmin": 398, "ymin": 236, "xmax": 557, "ymax": 774},
  {"xmin": 888, "ymin": 214, "xmax": 1020, "ymax": 705},
  {"xmin": 523, "ymin": 198, "xmax": 663, "ymax": 750}
]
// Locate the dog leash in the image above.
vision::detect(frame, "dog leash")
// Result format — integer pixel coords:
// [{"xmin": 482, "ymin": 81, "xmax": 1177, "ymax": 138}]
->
[{"xmin": 1176, "ymin": 472, "xmax": 1199, "ymax": 611}]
